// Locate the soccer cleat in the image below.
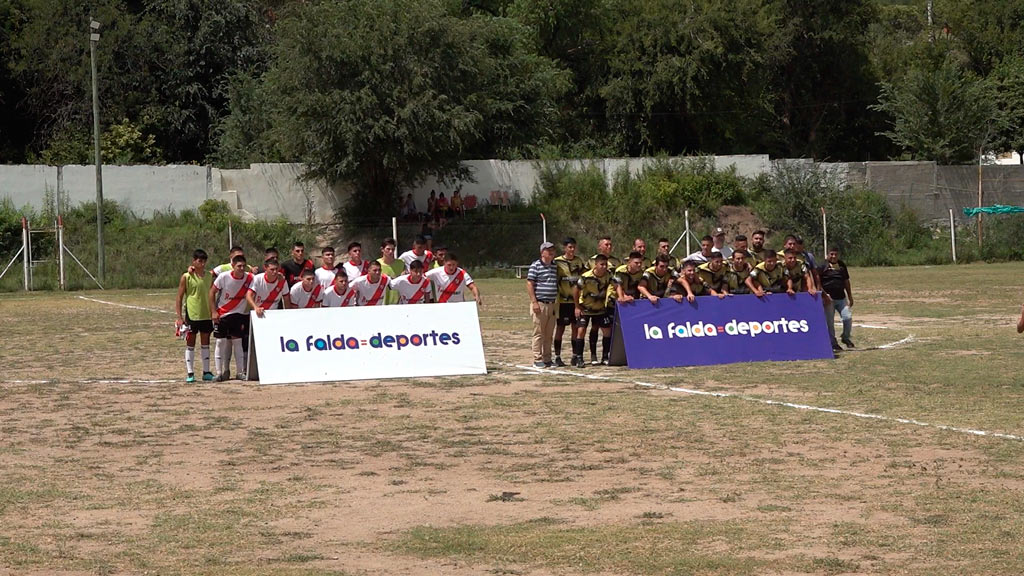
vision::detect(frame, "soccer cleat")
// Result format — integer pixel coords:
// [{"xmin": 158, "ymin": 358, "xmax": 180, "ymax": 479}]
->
[
  {"xmin": 590, "ymin": 355, "xmax": 599, "ymax": 366},
  {"xmin": 533, "ymin": 361, "xmax": 546, "ymax": 368},
  {"xmin": 601, "ymin": 357, "xmax": 610, "ymax": 366},
  {"xmin": 554, "ymin": 357, "xmax": 566, "ymax": 368},
  {"xmin": 202, "ymin": 372, "xmax": 215, "ymax": 381},
  {"xmin": 842, "ymin": 338, "xmax": 855, "ymax": 349},
  {"xmin": 237, "ymin": 372, "xmax": 247, "ymax": 381},
  {"xmin": 217, "ymin": 371, "xmax": 231, "ymax": 382},
  {"xmin": 186, "ymin": 373, "xmax": 195, "ymax": 383},
  {"xmin": 831, "ymin": 340, "xmax": 843, "ymax": 352}
]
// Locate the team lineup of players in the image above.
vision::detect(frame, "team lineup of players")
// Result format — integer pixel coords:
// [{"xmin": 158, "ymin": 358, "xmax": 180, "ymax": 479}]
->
[
  {"xmin": 175, "ymin": 236, "xmax": 481, "ymax": 382},
  {"xmin": 553, "ymin": 232, "xmax": 819, "ymax": 368}
]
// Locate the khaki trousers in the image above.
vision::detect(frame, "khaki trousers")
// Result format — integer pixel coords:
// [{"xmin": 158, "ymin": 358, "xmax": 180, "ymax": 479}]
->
[{"xmin": 530, "ymin": 301, "xmax": 557, "ymax": 363}]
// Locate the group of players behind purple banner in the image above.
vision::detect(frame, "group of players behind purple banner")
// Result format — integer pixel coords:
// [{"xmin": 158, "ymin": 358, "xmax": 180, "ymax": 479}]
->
[
  {"xmin": 174, "ymin": 236, "xmax": 481, "ymax": 383},
  {"xmin": 526, "ymin": 229, "xmax": 854, "ymax": 369}
]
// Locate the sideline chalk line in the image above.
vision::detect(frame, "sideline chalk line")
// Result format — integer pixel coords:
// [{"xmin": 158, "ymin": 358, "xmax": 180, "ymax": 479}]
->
[
  {"xmin": 2, "ymin": 378, "xmax": 180, "ymax": 385},
  {"xmin": 77, "ymin": 295, "xmax": 173, "ymax": 314},
  {"xmin": 500, "ymin": 333, "xmax": 1022, "ymax": 443}
]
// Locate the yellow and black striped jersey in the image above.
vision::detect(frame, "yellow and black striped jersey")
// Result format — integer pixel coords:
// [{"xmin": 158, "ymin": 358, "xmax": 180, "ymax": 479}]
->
[
  {"xmin": 750, "ymin": 261, "xmax": 786, "ymax": 292},
  {"xmin": 640, "ymin": 265, "xmax": 678, "ymax": 298},
  {"xmin": 696, "ymin": 262, "xmax": 728, "ymax": 292},
  {"xmin": 576, "ymin": 270, "xmax": 611, "ymax": 315},
  {"xmin": 608, "ymin": 264, "xmax": 644, "ymax": 305},
  {"xmin": 554, "ymin": 254, "xmax": 588, "ymax": 304}
]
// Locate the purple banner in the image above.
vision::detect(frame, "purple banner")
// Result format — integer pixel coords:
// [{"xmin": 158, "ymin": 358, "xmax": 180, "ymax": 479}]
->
[{"xmin": 615, "ymin": 293, "xmax": 833, "ymax": 369}]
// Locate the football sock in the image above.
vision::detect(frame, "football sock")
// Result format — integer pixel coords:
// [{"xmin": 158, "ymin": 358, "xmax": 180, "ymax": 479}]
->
[
  {"xmin": 589, "ymin": 331, "xmax": 598, "ymax": 357},
  {"xmin": 572, "ymin": 338, "xmax": 583, "ymax": 356},
  {"xmin": 554, "ymin": 339, "xmax": 562, "ymax": 357},
  {"xmin": 602, "ymin": 337, "xmax": 612, "ymax": 360},
  {"xmin": 232, "ymin": 339, "xmax": 245, "ymax": 376},
  {"xmin": 218, "ymin": 339, "xmax": 232, "ymax": 375},
  {"xmin": 185, "ymin": 346, "xmax": 195, "ymax": 374},
  {"xmin": 200, "ymin": 345, "xmax": 210, "ymax": 372}
]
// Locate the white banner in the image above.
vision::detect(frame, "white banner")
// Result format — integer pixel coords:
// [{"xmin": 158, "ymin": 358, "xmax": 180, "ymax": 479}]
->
[{"xmin": 248, "ymin": 302, "xmax": 487, "ymax": 384}]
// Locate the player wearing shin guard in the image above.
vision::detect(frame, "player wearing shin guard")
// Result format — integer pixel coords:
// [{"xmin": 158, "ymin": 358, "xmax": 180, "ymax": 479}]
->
[
  {"xmin": 553, "ymin": 237, "xmax": 587, "ymax": 367},
  {"xmin": 289, "ymin": 268, "xmax": 323, "ymax": 308},
  {"xmin": 349, "ymin": 260, "xmax": 390, "ymax": 306},
  {"xmin": 572, "ymin": 255, "xmax": 612, "ymax": 368},
  {"xmin": 389, "ymin": 259, "xmax": 432, "ymax": 304},
  {"xmin": 209, "ymin": 254, "xmax": 253, "ymax": 381},
  {"xmin": 425, "ymin": 252, "xmax": 482, "ymax": 304},
  {"xmin": 246, "ymin": 258, "xmax": 292, "ymax": 318},
  {"xmin": 176, "ymin": 249, "xmax": 215, "ymax": 382}
]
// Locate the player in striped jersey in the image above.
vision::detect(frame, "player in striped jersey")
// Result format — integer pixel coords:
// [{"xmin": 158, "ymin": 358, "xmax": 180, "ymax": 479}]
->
[
  {"xmin": 322, "ymin": 271, "xmax": 357, "ymax": 307},
  {"xmin": 425, "ymin": 253, "xmax": 481, "ymax": 304},
  {"xmin": 246, "ymin": 258, "xmax": 291, "ymax": 317},
  {"xmin": 209, "ymin": 254, "xmax": 253, "ymax": 381},
  {"xmin": 350, "ymin": 260, "xmax": 391, "ymax": 306},
  {"xmin": 342, "ymin": 242, "xmax": 372, "ymax": 283},
  {"xmin": 389, "ymin": 260, "xmax": 433, "ymax": 304},
  {"xmin": 315, "ymin": 246, "xmax": 339, "ymax": 289},
  {"xmin": 399, "ymin": 235, "xmax": 435, "ymax": 270},
  {"xmin": 289, "ymin": 268, "xmax": 323, "ymax": 308}
]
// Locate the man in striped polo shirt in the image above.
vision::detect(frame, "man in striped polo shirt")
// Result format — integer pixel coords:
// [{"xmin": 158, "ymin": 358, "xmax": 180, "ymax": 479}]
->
[{"xmin": 527, "ymin": 241, "xmax": 559, "ymax": 368}]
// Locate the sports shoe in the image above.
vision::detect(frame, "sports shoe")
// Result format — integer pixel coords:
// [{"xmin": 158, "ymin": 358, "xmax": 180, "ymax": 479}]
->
[
  {"xmin": 544, "ymin": 361, "xmax": 554, "ymax": 368},
  {"xmin": 601, "ymin": 358, "xmax": 609, "ymax": 366},
  {"xmin": 533, "ymin": 361, "xmax": 546, "ymax": 368},
  {"xmin": 831, "ymin": 340, "xmax": 843, "ymax": 352},
  {"xmin": 554, "ymin": 357, "xmax": 566, "ymax": 368},
  {"xmin": 571, "ymin": 355, "xmax": 584, "ymax": 368},
  {"xmin": 217, "ymin": 371, "xmax": 231, "ymax": 382},
  {"xmin": 590, "ymin": 355, "xmax": 599, "ymax": 366},
  {"xmin": 842, "ymin": 338, "xmax": 855, "ymax": 349},
  {"xmin": 202, "ymin": 372, "xmax": 215, "ymax": 381},
  {"xmin": 237, "ymin": 372, "xmax": 247, "ymax": 381},
  {"xmin": 186, "ymin": 373, "xmax": 196, "ymax": 383}
]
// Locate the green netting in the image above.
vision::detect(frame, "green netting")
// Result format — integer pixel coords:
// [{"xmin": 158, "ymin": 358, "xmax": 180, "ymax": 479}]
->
[{"xmin": 962, "ymin": 205, "xmax": 1024, "ymax": 218}]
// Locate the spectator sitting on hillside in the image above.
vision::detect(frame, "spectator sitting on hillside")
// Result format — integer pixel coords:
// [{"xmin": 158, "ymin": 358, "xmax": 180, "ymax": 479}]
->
[
  {"xmin": 437, "ymin": 192, "xmax": 451, "ymax": 218},
  {"xmin": 451, "ymin": 189, "xmax": 464, "ymax": 216}
]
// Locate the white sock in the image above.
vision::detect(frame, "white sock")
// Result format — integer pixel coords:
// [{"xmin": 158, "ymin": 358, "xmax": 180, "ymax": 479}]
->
[
  {"xmin": 217, "ymin": 339, "xmax": 232, "ymax": 375},
  {"xmin": 214, "ymin": 339, "xmax": 223, "ymax": 373},
  {"xmin": 185, "ymin": 346, "xmax": 195, "ymax": 375},
  {"xmin": 232, "ymin": 339, "xmax": 245, "ymax": 376},
  {"xmin": 200, "ymin": 345, "xmax": 210, "ymax": 373}
]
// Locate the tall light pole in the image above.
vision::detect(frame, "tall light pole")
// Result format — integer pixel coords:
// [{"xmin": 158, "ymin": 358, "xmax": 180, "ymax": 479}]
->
[{"xmin": 89, "ymin": 18, "xmax": 104, "ymax": 282}]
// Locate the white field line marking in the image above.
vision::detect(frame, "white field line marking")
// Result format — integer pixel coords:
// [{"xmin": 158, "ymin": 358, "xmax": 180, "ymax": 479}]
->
[
  {"xmin": 2, "ymin": 378, "xmax": 180, "ymax": 385},
  {"xmin": 77, "ymin": 295, "xmax": 173, "ymax": 314},
  {"xmin": 500, "ymin": 333, "xmax": 1022, "ymax": 443},
  {"xmin": 854, "ymin": 323, "xmax": 890, "ymax": 329}
]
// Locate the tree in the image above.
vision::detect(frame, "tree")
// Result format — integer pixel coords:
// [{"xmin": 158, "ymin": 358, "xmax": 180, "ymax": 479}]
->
[
  {"xmin": 991, "ymin": 56, "xmax": 1024, "ymax": 163},
  {"xmin": 872, "ymin": 60, "xmax": 1004, "ymax": 164},
  {"xmin": 245, "ymin": 0, "xmax": 568, "ymax": 216}
]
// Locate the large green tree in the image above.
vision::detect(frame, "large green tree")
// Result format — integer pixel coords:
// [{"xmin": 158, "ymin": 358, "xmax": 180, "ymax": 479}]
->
[
  {"xmin": 872, "ymin": 60, "xmax": 1004, "ymax": 164},
  {"xmin": 242, "ymin": 0, "xmax": 567, "ymax": 216}
]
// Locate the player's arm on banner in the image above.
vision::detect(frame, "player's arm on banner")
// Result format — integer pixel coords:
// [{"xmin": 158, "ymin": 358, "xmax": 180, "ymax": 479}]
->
[
  {"xmin": 679, "ymin": 276, "xmax": 697, "ymax": 303},
  {"xmin": 637, "ymin": 277, "xmax": 658, "ymax": 304},
  {"xmin": 746, "ymin": 273, "xmax": 765, "ymax": 298}
]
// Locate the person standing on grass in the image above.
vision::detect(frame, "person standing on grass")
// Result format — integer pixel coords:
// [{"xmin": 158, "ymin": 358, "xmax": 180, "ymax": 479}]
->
[
  {"xmin": 209, "ymin": 254, "xmax": 253, "ymax": 381},
  {"xmin": 553, "ymin": 237, "xmax": 587, "ymax": 367},
  {"xmin": 426, "ymin": 252, "xmax": 482, "ymax": 305},
  {"xmin": 176, "ymin": 249, "xmax": 215, "ymax": 383},
  {"xmin": 282, "ymin": 241, "xmax": 314, "ymax": 287},
  {"xmin": 289, "ymin": 268, "xmax": 323, "ymax": 308},
  {"xmin": 527, "ymin": 241, "xmax": 559, "ymax": 368},
  {"xmin": 587, "ymin": 236, "xmax": 619, "ymax": 364},
  {"xmin": 747, "ymin": 251, "xmax": 785, "ymax": 297},
  {"xmin": 572, "ymin": 254, "xmax": 612, "ymax": 368},
  {"xmin": 399, "ymin": 235, "xmax": 435, "ymax": 270},
  {"xmin": 377, "ymin": 238, "xmax": 406, "ymax": 305},
  {"xmin": 638, "ymin": 254, "xmax": 681, "ymax": 303},
  {"xmin": 819, "ymin": 246, "xmax": 854, "ymax": 351}
]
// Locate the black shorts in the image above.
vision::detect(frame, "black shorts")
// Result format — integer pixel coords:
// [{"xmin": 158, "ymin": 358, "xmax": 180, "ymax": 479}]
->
[
  {"xmin": 556, "ymin": 303, "xmax": 576, "ymax": 326},
  {"xmin": 184, "ymin": 311, "xmax": 214, "ymax": 334},
  {"xmin": 576, "ymin": 312, "xmax": 613, "ymax": 329},
  {"xmin": 214, "ymin": 313, "xmax": 247, "ymax": 339}
]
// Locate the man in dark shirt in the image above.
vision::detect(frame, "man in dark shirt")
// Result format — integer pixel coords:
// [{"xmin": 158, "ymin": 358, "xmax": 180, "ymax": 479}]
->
[
  {"xmin": 281, "ymin": 241, "xmax": 314, "ymax": 287},
  {"xmin": 819, "ymin": 246, "xmax": 854, "ymax": 351}
]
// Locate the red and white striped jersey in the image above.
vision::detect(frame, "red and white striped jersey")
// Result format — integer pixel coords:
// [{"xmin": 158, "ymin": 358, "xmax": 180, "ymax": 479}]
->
[
  {"xmin": 389, "ymin": 274, "xmax": 432, "ymax": 304},
  {"xmin": 213, "ymin": 271, "xmax": 253, "ymax": 316},
  {"xmin": 289, "ymin": 282, "xmax": 323, "ymax": 308},
  {"xmin": 349, "ymin": 274, "xmax": 390, "ymax": 306},
  {"xmin": 249, "ymin": 272, "xmax": 288, "ymax": 309}
]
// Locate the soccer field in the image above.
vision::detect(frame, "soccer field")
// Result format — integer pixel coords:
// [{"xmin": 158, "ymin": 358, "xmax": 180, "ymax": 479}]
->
[{"xmin": 1, "ymin": 263, "xmax": 1023, "ymax": 575}]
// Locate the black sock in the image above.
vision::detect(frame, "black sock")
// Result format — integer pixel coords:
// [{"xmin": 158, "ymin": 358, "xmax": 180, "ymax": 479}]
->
[
  {"xmin": 572, "ymin": 338, "xmax": 583, "ymax": 356},
  {"xmin": 602, "ymin": 337, "xmax": 612, "ymax": 360},
  {"xmin": 554, "ymin": 339, "xmax": 562, "ymax": 357},
  {"xmin": 589, "ymin": 331, "xmax": 598, "ymax": 356}
]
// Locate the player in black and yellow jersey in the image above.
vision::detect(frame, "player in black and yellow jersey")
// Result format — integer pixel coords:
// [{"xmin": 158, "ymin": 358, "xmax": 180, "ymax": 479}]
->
[
  {"xmin": 553, "ymin": 237, "xmax": 588, "ymax": 367},
  {"xmin": 632, "ymin": 238, "xmax": 651, "ymax": 269},
  {"xmin": 677, "ymin": 259, "xmax": 710, "ymax": 302},
  {"xmin": 747, "ymin": 250, "xmax": 786, "ymax": 297},
  {"xmin": 587, "ymin": 236, "xmax": 619, "ymax": 363},
  {"xmin": 572, "ymin": 254, "xmax": 612, "ymax": 368},
  {"xmin": 655, "ymin": 238, "xmax": 681, "ymax": 270},
  {"xmin": 610, "ymin": 251, "xmax": 645, "ymax": 304},
  {"xmin": 776, "ymin": 235, "xmax": 805, "ymax": 266},
  {"xmin": 696, "ymin": 252, "xmax": 728, "ymax": 298},
  {"xmin": 638, "ymin": 254, "xmax": 682, "ymax": 304},
  {"xmin": 732, "ymin": 235, "xmax": 755, "ymax": 269},
  {"xmin": 725, "ymin": 249, "xmax": 753, "ymax": 294},
  {"xmin": 749, "ymin": 230, "xmax": 767, "ymax": 265},
  {"xmin": 782, "ymin": 248, "xmax": 817, "ymax": 295}
]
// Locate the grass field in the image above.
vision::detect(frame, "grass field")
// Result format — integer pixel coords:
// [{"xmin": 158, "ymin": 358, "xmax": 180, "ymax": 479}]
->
[{"xmin": 2, "ymin": 263, "xmax": 1024, "ymax": 575}]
